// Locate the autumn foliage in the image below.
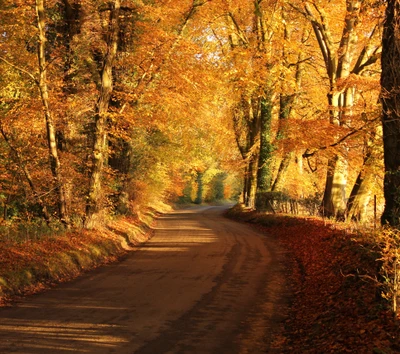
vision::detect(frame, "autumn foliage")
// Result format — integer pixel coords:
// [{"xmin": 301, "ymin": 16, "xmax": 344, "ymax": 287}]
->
[
  {"xmin": 1, "ymin": 0, "xmax": 400, "ymax": 349},
  {"xmin": 0, "ymin": 0, "xmax": 389, "ymax": 229},
  {"xmin": 227, "ymin": 206, "xmax": 400, "ymax": 353}
]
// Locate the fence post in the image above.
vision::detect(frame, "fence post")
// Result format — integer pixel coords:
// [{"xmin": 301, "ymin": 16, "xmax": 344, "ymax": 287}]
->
[{"xmin": 374, "ymin": 195, "xmax": 377, "ymax": 231}]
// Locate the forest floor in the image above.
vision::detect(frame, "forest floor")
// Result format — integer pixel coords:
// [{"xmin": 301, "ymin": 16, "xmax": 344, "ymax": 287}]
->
[{"xmin": 227, "ymin": 206, "xmax": 400, "ymax": 354}]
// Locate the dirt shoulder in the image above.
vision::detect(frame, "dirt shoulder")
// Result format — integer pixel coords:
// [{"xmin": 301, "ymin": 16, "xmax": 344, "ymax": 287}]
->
[
  {"xmin": 226, "ymin": 206, "xmax": 400, "ymax": 354},
  {"xmin": 0, "ymin": 212, "xmax": 158, "ymax": 306}
]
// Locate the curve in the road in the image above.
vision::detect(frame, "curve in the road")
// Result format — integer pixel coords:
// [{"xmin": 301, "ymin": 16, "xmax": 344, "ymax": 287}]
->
[{"xmin": 0, "ymin": 206, "xmax": 289, "ymax": 354}]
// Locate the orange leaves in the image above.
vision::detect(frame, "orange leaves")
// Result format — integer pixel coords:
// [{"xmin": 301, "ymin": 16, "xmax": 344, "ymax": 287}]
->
[
  {"xmin": 229, "ymin": 207, "xmax": 400, "ymax": 352},
  {"xmin": 0, "ymin": 213, "xmax": 158, "ymax": 305},
  {"xmin": 269, "ymin": 219, "xmax": 397, "ymax": 352}
]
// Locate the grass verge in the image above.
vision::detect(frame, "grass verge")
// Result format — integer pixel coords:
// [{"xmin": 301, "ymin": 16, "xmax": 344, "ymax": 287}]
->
[{"xmin": 0, "ymin": 209, "xmax": 161, "ymax": 306}]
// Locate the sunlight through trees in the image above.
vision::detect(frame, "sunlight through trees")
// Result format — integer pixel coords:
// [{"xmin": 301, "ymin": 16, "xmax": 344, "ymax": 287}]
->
[{"xmin": 0, "ymin": 0, "xmax": 397, "ymax": 228}]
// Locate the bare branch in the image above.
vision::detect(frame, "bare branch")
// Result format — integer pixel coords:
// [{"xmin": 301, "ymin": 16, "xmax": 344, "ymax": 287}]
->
[
  {"xmin": 0, "ymin": 56, "xmax": 38, "ymax": 85},
  {"xmin": 351, "ymin": 24, "xmax": 382, "ymax": 75},
  {"xmin": 227, "ymin": 12, "xmax": 249, "ymax": 46}
]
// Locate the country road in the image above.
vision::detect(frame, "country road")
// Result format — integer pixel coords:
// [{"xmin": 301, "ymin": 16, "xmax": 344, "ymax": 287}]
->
[{"xmin": 0, "ymin": 206, "xmax": 288, "ymax": 354}]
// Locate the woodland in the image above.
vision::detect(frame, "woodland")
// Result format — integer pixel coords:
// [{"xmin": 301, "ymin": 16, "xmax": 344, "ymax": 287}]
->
[
  {"xmin": 1, "ymin": 0, "xmax": 399, "ymax": 228},
  {"xmin": 2, "ymin": 1, "xmax": 400, "ymax": 350}
]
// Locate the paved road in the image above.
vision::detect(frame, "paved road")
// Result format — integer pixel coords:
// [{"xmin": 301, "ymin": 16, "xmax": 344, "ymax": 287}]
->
[{"xmin": 0, "ymin": 206, "xmax": 287, "ymax": 354}]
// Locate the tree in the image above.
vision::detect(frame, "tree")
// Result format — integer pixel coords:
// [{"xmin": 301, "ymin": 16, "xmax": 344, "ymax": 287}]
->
[
  {"xmin": 85, "ymin": 0, "xmax": 121, "ymax": 228},
  {"xmin": 219, "ymin": 0, "xmax": 282, "ymax": 209},
  {"xmin": 294, "ymin": 0, "xmax": 382, "ymax": 218},
  {"xmin": 36, "ymin": 0, "xmax": 70, "ymax": 226},
  {"xmin": 346, "ymin": 122, "xmax": 382, "ymax": 221},
  {"xmin": 271, "ymin": 19, "xmax": 308, "ymax": 193},
  {"xmin": 0, "ymin": 1, "xmax": 70, "ymax": 226},
  {"xmin": 381, "ymin": 0, "xmax": 400, "ymax": 226}
]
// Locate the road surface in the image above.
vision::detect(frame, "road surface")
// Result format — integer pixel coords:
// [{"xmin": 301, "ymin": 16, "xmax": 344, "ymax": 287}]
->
[{"xmin": 0, "ymin": 206, "xmax": 288, "ymax": 354}]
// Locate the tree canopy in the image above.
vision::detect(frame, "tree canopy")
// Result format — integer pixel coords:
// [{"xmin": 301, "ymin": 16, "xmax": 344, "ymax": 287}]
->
[{"xmin": 0, "ymin": 0, "xmax": 397, "ymax": 227}]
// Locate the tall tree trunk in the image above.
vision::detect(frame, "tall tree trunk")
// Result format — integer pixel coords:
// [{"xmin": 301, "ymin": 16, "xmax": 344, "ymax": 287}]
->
[
  {"xmin": 242, "ymin": 166, "xmax": 249, "ymax": 205},
  {"xmin": 321, "ymin": 155, "xmax": 347, "ymax": 219},
  {"xmin": 85, "ymin": 0, "xmax": 120, "ymax": 228},
  {"xmin": 195, "ymin": 171, "xmax": 204, "ymax": 204},
  {"xmin": 346, "ymin": 168, "xmax": 373, "ymax": 222},
  {"xmin": 321, "ymin": 90, "xmax": 351, "ymax": 219},
  {"xmin": 381, "ymin": 0, "xmax": 400, "ymax": 226},
  {"xmin": 36, "ymin": 0, "xmax": 70, "ymax": 227},
  {"xmin": 256, "ymin": 94, "xmax": 273, "ymax": 194},
  {"xmin": 346, "ymin": 125, "xmax": 379, "ymax": 222},
  {"xmin": 233, "ymin": 94, "xmax": 261, "ymax": 209},
  {"xmin": 246, "ymin": 96, "xmax": 261, "ymax": 209},
  {"xmin": 271, "ymin": 153, "xmax": 292, "ymax": 192},
  {"xmin": 271, "ymin": 93, "xmax": 295, "ymax": 192},
  {"xmin": 244, "ymin": 112, "xmax": 260, "ymax": 209},
  {"xmin": 247, "ymin": 155, "xmax": 258, "ymax": 209},
  {"xmin": 271, "ymin": 24, "xmax": 305, "ymax": 193},
  {"xmin": 62, "ymin": 0, "xmax": 81, "ymax": 94}
]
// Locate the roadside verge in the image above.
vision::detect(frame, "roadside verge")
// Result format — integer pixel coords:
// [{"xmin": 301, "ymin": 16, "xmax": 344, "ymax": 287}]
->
[
  {"xmin": 0, "ymin": 209, "xmax": 161, "ymax": 306},
  {"xmin": 225, "ymin": 204, "xmax": 400, "ymax": 354}
]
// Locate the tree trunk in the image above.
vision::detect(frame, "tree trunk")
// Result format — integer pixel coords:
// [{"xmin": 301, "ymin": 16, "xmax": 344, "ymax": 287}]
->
[
  {"xmin": 271, "ymin": 153, "xmax": 292, "ymax": 192},
  {"xmin": 85, "ymin": 0, "xmax": 120, "ymax": 228},
  {"xmin": 62, "ymin": 0, "xmax": 81, "ymax": 94},
  {"xmin": 381, "ymin": 0, "xmax": 400, "ymax": 226},
  {"xmin": 195, "ymin": 171, "xmax": 203, "ymax": 204},
  {"xmin": 36, "ymin": 0, "xmax": 70, "ymax": 227},
  {"xmin": 233, "ymin": 94, "xmax": 261, "ymax": 209},
  {"xmin": 246, "ymin": 96, "xmax": 262, "ymax": 209},
  {"xmin": 256, "ymin": 94, "xmax": 273, "ymax": 194},
  {"xmin": 271, "ymin": 24, "xmax": 304, "ymax": 193},
  {"xmin": 346, "ymin": 125, "xmax": 379, "ymax": 222},
  {"xmin": 321, "ymin": 155, "xmax": 347, "ymax": 219},
  {"xmin": 321, "ymin": 91, "xmax": 347, "ymax": 218},
  {"xmin": 241, "ymin": 166, "xmax": 249, "ymax": 205},
  {"xmin": 247, "ymin": 156, "xmax": 258, "ymax": 209},
  {"xmin": 346, "ymin": 168, "xmax": 373, "ymax": 222},
  {"xmin": 271, "ymin": 92, "xmax": 296, "ymax": 193}
]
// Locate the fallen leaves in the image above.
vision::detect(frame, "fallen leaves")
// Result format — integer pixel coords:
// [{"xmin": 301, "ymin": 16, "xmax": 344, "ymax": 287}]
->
[
  {"xmin": 227, "ymin": 207, "xmax": 400, "ymax": 353},
  {"xmin": 0, "ymin": 215, "xmax": 154, "ymax": 305}
]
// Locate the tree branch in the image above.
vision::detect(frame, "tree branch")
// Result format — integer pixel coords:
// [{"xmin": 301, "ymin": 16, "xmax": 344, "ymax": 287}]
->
[
  {"xmin": 0, "ymin": 56, "xmax": 39, "ymax": 85},
  {"xmin": 351, "ymin": 23, "xmax": 382, "ymax": 75},
  {"xmin": 302, "ymin": 116, "xmax": 380, "ymax": 158},
  {"xmin": 227, "ymin": 12, "xmax": 249, "ymax": 46}
]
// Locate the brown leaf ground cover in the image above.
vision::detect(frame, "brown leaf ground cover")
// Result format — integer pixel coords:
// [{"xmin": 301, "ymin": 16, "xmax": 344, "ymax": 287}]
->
[
  {"xmin": 227, "ymin": 206, "xmax": 400, "ymax": 354},
  {"xmin": 0, "ymin": 214, "xmax": 155, "ymax": 306}
]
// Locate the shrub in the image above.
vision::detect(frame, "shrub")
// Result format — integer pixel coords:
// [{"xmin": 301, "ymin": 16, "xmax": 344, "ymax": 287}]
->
[{"xmin": 376, "ymin": 227, "xmax": 400, "ymax": 315}]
